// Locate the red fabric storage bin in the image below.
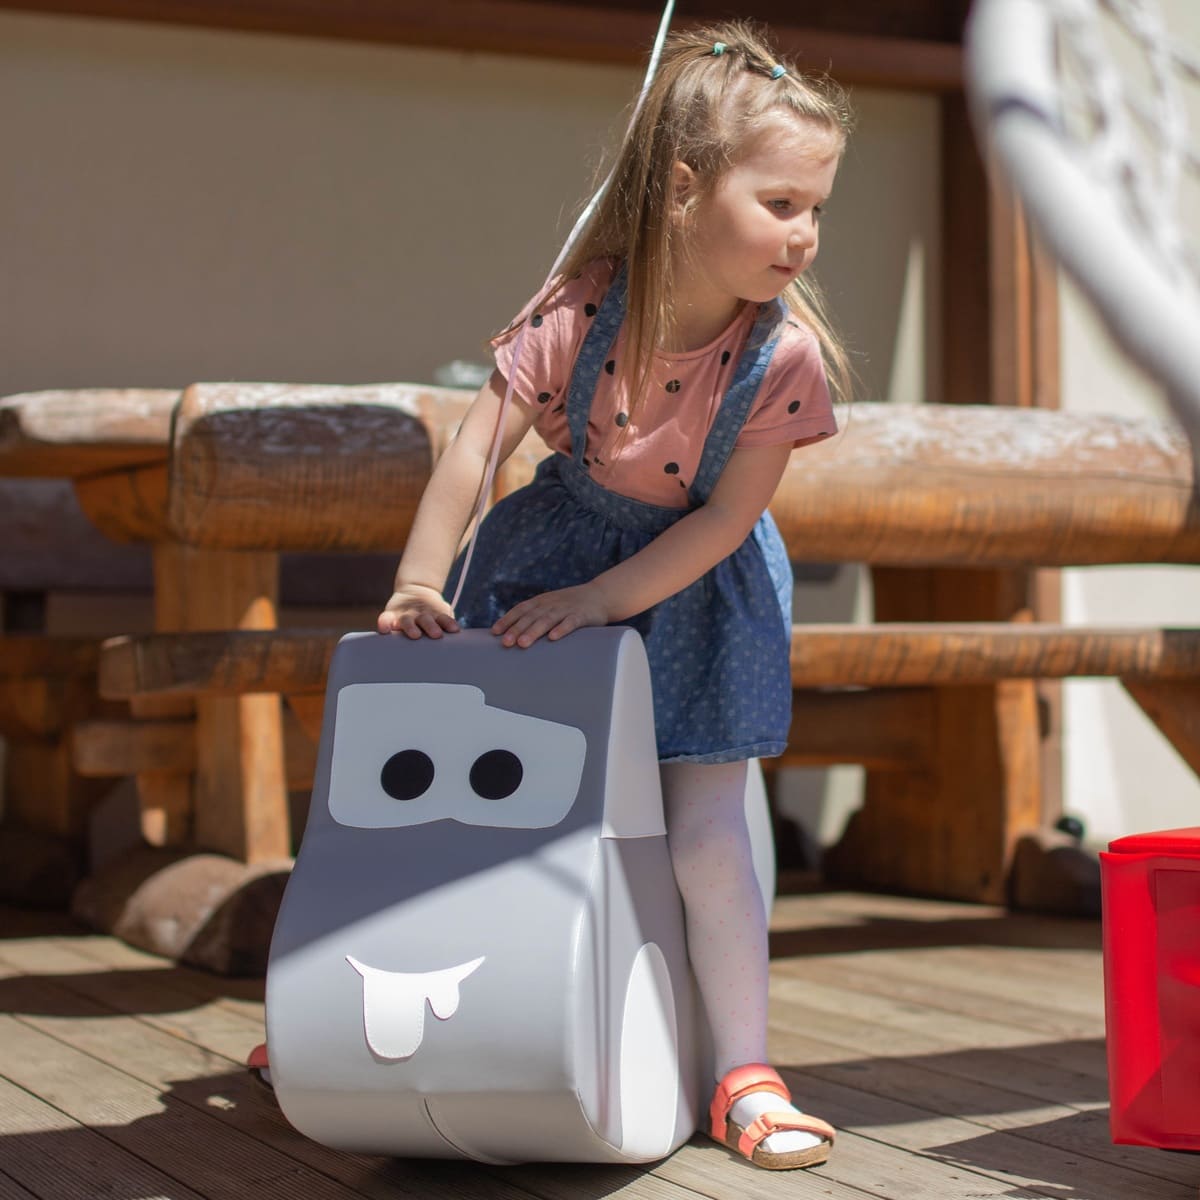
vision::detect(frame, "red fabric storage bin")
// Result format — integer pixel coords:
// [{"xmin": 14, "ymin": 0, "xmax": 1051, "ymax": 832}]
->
[{"xmin": 1101, "ymin": 827, "xmax": 1200, "ymax": 1149}]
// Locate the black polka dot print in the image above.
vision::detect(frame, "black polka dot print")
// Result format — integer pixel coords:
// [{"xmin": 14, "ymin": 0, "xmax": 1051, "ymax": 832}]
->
[
  {"xmin": 531, "ymin": 314, "xmax": 543, "ymax": 328},
  {"xmin": 721, "ymin": 350, "xmax": 731, "ymax": 365},
  {"xmin": 537, "ymin": 391, "xmax": 552, "ymax": 404},
  {"xmin": 584, "ymin": 303, "xmax": 597, "ymax": 317},
  {"xmin": 552, "ymin": 402, "xmax": 565, "ymax": 414},
  {"xmin": 664, "ymin": 462, "xmax": 679, "ymax": 475},
  {"xmin": 615, "ymin": 412, "xmax": 628, "ymax": 427},
  {"xmin": 665, "ymin": 379, "xmax": 681, "ymax": 394},
  {"xmin": 605, "ymin": 359, "xmax": 615, "ymax": 375},
  {"xmin": 787, "ymin": 400, "xmax": 801, "ymax": 414}
]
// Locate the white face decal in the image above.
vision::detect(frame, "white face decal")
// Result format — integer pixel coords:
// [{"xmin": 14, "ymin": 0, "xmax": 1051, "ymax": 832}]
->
[
  {"xmin": 327, "ymin": 682, "xmax": 586, "ymax": 829},
  {"xmin": 347, "ymin": 955, "xmax": 485, "ymax": 1060}
]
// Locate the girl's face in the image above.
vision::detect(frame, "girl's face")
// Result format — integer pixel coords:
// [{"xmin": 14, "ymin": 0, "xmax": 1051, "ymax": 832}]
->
[{"xmin": 673, "ymin": 116, "xmax": 840, "ymax": 324}]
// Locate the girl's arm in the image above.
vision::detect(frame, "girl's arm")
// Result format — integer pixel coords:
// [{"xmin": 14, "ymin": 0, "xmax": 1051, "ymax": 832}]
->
[
  {"xmin": 378, "ymin": 370, "xmax": 537, "ymax": 638},
  {"xmin": 493, "ymin": 441, "xmax": 793, "ymax": 646}
]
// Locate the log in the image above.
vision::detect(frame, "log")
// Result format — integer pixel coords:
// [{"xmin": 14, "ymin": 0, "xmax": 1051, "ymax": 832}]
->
[
  {"xmin": 168, "ymin": 382, "xmax": 473, "ymax": 551},
  {"xmin": 788, "ymin": 623, "xmax": 1200, "ymax": 686},
  {"xmin": 74, "ymin": 463, "xmax": 171, "ymax": 543},
  {"xmin": 165, "ymin": 388, "xmax": 1198, "ymax": 565},
  {"xmin": 771, "ymin": 403, "xmax": 1198, "ymax": 567},
  {"xmin": 0, "ymin": 388, "xmax": 175, "ymax": 477},
  {"xmin": 99, "ymin": 622, "xmax": 1200, "ymax": 700}
]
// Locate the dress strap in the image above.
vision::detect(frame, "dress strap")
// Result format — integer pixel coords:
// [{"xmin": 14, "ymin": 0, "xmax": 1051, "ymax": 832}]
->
[
  {"xmin": 688, "ymin": 297, "xmax": 787, "ymax": 504},
  {"xmin": 564, "ymin": 263, "xmax": 627, "ymax": 464}
]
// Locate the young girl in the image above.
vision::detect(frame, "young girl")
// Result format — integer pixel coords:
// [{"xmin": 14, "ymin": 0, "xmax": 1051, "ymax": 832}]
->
[{"xmin": 379, "ymin": 20, "xmax": 851, "ymax": 1172}]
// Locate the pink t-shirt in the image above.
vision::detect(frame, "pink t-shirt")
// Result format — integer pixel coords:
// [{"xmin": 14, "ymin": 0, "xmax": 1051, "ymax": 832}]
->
[{"xmin": 491, "ymin": 259, "xmax": 838, "ymax": 508}]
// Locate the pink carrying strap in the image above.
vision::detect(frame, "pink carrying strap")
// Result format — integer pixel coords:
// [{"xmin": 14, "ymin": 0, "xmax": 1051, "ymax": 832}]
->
[{"xmin": 448, "ymin": 0, "xmax": 677, "ymax": 611}]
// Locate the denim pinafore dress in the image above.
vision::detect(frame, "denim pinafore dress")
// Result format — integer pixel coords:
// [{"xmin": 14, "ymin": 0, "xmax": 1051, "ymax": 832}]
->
[{"xmin": 449, "ymin": 268, "xmax": 793, "ymax": 764}]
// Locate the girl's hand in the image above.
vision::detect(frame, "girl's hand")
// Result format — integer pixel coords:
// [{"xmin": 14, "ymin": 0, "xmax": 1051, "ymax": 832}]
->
[
  {"xmin": 492, "ymin": 584, "xmax": 611, "ymax": 648},
  {"xmin": 377, "ymin": 584, "xmax": 460, "ymax": 639}
]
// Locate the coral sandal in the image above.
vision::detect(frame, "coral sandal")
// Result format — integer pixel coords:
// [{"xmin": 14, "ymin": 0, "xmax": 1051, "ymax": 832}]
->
[
  {"xmin": 246, "ymin": 1042, "xmax": 273, "ymax": 1090},
  {"xmin": 709, "ymin": 1064, "xmax": 835, "ymax": 1170}
]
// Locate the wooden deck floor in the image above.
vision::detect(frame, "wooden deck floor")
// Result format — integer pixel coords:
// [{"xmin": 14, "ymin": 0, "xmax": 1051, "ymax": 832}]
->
[{"xmin": 1, "ymin": 888, "xmax": 1195, "ymax": 1200}]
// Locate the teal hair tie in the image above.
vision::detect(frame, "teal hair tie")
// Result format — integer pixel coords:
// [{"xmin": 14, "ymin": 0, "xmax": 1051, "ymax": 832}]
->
[
  {"xmin": 711, "ymin": 42, "xmax": 726, "ymax": 56},
  {"xmin": 770, "ymin": 64, "xmax": 787, "ymax": 79}
]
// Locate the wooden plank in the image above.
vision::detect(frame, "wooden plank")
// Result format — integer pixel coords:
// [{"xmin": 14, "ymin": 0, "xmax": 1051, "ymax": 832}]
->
[
  {"xmin": 0, "ymin": 1015, "xmax": 379, "ymax": 1200},
  {"xmin": 770, "ymin": 1046, "xmax": 1193, "ymax": 1198},
  {"xmin": 0, "ymin": 1169, "xmax": 40, "ymax": 1200},
  {"xmin": 781, "ymin": 688, "xmax": 935, "ymax": 770},
  {"xmin": 0, "ymin": 953, "xmax": 555, "ymax": 1200},
  {"xmin": 789, "ymin": 624, "xmax": 1200, "ymax": 686},
  {"xmin": 0, "ymin": 1071, "xmax": 208, "ymax": 1200},
  {"xmin": 770, "ymin": 969, "xmax": 1107, "ymax": 1081},
  {"xmin": 4, "ymin": 897, "xmax": 1183, "ymax": 1199},
  {"xmin": 785, "ymin": 950, "xmax": 1103, "ymax": 1036},
  {"xmin": 73, "ymin": 462, "xmax": 170, "ymax": 543},
  {"xmin": 0, "ymin": 388, "xmax": 175, "ymax": 479},
  {"xmin": 0, "ymin": 679, "xmax": 69, "ymax": 738},
  {"xmin": 1122, "ymin": 679, "xmax": 1200, "ymax": 776},
  {"xmin": 3, "ymin": 738, "xmax": 105, "ymax": 838},
  {"xmin": 0, "ymin": 1, "xmax": 964, "ymax": 89},
  {"xmin": 99, "ymin": 628, "xmax": 337, "ymax": 700},
  {"xmin": 765, "ymin": 989, "xmax": 1112, "ymax": 1115},
  {"xmin": 0, "ymin": 635, "xmax": 100, "ymax": 680},
  {"xmin": 99, "ymin": 623, "xmax": 1200, "ymax": 701},
  {"xmin": 70, "ymin": 718, "xmax": 195, "ymax": 776}
]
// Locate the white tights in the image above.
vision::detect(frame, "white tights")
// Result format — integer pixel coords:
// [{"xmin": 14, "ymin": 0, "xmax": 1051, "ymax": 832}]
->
[
  {"xmin": 660, "ymin": 760, "xmax": 823, "ymax": 1155},
  {"xmin": 660, "ymin": 760, "xmax": 769, "ymax": 1075}
]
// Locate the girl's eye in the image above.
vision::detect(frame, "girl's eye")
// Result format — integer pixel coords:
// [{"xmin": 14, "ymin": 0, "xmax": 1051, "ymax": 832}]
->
[{"xmin": 768, "ymin": 199, "xmax": 792, "ymax": 213}]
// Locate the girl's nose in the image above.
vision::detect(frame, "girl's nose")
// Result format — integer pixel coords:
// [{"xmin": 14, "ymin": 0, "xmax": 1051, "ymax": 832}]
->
[{"xmin": 788, "ymin": 215, "xmax": 817, "ymax": 250}]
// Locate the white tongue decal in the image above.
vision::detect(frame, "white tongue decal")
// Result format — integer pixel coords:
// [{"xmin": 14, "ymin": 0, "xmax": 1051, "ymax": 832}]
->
[{"xmin": 346, "ymin": 955, "xmax": 486, "ymax": 1060}]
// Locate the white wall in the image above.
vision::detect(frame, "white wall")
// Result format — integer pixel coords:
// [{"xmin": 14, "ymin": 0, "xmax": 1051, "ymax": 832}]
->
[
  {"xmin": 2, "ymin": 10, "xmax": 946, "ymax": 851},
  {"xmin": 0, "ymin": 11, "xmax": 937, "ymax": 399}
]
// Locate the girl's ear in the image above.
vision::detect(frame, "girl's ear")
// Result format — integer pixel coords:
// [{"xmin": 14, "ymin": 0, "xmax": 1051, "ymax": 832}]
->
[{"xmin": 671, "ymin": 161, "xmax": 697, "ymax": 218}]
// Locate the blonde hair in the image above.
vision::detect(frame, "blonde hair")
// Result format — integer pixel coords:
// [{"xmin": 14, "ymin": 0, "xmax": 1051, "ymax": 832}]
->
[{"xmin": 544, "ymin": 19, "xmax": 854, "ymax": 418}]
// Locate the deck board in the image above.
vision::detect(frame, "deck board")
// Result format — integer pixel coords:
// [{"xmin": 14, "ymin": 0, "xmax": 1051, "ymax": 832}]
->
[{"xmin": 2, "ymin": 892, "xmax": 1197, "ymax": 1200}]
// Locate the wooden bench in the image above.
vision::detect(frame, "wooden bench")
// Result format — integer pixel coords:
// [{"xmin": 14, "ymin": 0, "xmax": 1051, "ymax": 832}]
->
[
  {"xmin": 0, "ymin": 389, "xmax": 180, "ymax": 901},
  {"xmin": 93, "ymin": 383, "xmax": 1197, "ymax": 904}
]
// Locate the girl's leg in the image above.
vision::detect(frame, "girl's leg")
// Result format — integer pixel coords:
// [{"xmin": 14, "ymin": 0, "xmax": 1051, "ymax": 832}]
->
[{"xmin": 660, "ymin": 760, "xmax": 824, "ymax": 1158}]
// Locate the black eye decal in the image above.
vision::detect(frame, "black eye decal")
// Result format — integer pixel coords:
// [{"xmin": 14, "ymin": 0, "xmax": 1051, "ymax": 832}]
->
[
  {"xmin": 380, "ymin": 750, "xmax": 435, "ymax": 801},
  {"xmin": 469, "ymin": 750, "xmax": 523, "ymax": 800}
]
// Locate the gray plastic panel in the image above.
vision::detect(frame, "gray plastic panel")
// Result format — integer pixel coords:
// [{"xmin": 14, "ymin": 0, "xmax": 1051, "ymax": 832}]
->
[{"xmin": 266, "ymin": 627, "xmax": 703, "ymax": 1162}]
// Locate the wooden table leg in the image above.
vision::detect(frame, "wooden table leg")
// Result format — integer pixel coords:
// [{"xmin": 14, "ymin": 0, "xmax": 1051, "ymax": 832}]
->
[{"xmin": 138, "ymin": 542, "xmax": 289, "ymax": 861}]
